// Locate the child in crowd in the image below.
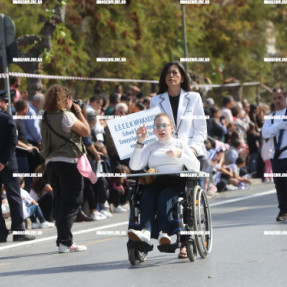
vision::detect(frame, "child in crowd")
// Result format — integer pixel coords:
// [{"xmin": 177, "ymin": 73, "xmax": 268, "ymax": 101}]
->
[
  {"xmin": 228, "ymin": 157, "xmax": 251, "ymax": 189},
  {"xmin": 108, "ymin": 164, "xmax": 131, "ymax": 213},
  {"xmin": 20, "ymin": 177, "xmax": 54, "ymax": 229}
]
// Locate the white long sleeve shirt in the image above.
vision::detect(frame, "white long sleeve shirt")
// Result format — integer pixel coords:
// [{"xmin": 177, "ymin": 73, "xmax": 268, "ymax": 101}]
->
[
  {"xmin": 261, "ymin": 108, "xmax": 287, "ymax": 159},
  {"xmin": 129, "ymin": 138, "xmax": 200, "ymax": 172}
]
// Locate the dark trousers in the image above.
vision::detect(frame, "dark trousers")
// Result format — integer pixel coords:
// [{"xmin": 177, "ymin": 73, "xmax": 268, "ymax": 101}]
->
[
  {"xmin": 140, "ymin": 184, "xmax": 184, "ymax": 235},
  {"xmin": 47, "ymin": 162, "xmax": 83, "ymax": 247},
  {"xmin": 0, "ymin": 168, "xmax": 24, "ymax": 240},
  {"xmin": 271, "ymin": 158, "xmax": 287, "ymax": 214},
  {"xmin": 38, "ymin": 192, "xmax": 54, "ymax": 222}
]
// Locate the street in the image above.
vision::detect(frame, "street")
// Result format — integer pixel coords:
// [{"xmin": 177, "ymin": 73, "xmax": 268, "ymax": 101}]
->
[{"xmin": 0, "ymin": 182, "xmax": 286, "ymax": 287}]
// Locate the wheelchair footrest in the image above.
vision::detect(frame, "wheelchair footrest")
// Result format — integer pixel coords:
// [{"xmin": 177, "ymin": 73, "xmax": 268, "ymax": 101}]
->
[
  {"xmin": 157, "ymin": 243, "xmax": 178, "ymax": 253},
  {"xmin": 134, "ymin": 241, "xmax": 154, "ymax": 253}
]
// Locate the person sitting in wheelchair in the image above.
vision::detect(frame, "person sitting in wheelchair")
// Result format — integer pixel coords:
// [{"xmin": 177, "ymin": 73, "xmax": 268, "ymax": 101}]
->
[{"xmin": 128, "ymin": 113, "xmax": 200, "ymax": 246}]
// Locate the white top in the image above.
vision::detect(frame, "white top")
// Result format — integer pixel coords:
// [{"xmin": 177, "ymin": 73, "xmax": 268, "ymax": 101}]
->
[
  {"xmin": 30, "ymin": 187, "xmax": 49, "ymax": 202},
  {"xmin": 262, "ymin": 108, "xmax": 287, "ymax": 159},
  {"xmin": 150, "ymin": 89, "xmax": 207, "ymax": 156},
  {"xmin": 20, "ymin": 188, "xmax": 33, "ymax": 219},
  {"xmin": 221, "ymin": 107, "xmax": 233, "ymax": 123},
  {"xmin": 45, "ymin": 111, "xmax": 79, "ymax": 164},
  {"xmin": 129, "ymin": 137, "xmax": 200, "ymax": 172}
]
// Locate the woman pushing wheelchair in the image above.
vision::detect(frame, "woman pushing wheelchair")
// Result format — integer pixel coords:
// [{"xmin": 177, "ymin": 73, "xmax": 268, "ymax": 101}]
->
[{"xmin": 128, "ymin": 113, "xmax": 200, "ymax": 246}]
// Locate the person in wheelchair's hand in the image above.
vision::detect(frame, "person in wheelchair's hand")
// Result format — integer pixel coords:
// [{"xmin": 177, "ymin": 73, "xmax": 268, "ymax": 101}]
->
[{"xmin": 128, "ymin": 113, "xmax": 200, "ymax": 246}]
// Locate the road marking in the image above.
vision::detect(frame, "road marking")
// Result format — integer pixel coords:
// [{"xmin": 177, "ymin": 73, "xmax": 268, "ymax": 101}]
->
[
  {"xmin": 0, "ymin": 221, "xmax": 128, "ymax": 252},
  {"xmin": 0, "ymin": 189, "xmax": 276, "ymax": 251},
  {"xmin": 209, "ymin": 190, "xmax": 276, "ymax": 207}
]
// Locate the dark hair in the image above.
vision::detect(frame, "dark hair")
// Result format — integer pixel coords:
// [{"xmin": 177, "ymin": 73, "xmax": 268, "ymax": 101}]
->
[
  {"xmin": 158, "ymin": 60, "xmax": 191, "ymax": 94},
  {"xmin": 89, "ymin": 95, "xmax": 102, "ymax": 104},
  {"xmin": 231, "ymin": 138, "xmax": 242, "ymax": 148},
  {"xmin": 210, "ymin": 106, "xmax": 219, "ymax": 117},
  {"xmin": 109, "ymin": 93, "xmax": 120, "ymax": 104},
  {"xmin": 222, "ymin": 96, "xmax": 233, "ymax": 107},
  {"xmin": 236, "ymin": 156, "xmax": 245, "ymax": 166},
  {"xmin": 231, "ymin": 106, "xmax": 240, "ymax": 117},
  {"xmin": 14, "ymin": 100, "xmax": 28, "ymax": 113}
]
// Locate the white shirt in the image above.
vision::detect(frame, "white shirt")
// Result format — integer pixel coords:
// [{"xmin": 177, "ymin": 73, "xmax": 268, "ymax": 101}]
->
[
  {"xmin": 129, "ymin": 137, "xmax": 200, "ymax": 172},
  {"xmin": 20, "ymin": 188, "xmax": 33, "ymax": 219},
  {"xmin": 221, "ymin": 107, "xmax": 233, "ymax": 123},
  {"xmin": 262, "ymin": 108, "xmax": 287, "ymax": 159}
]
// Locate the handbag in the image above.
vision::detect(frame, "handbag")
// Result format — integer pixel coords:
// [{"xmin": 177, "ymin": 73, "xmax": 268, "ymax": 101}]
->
[
  {"xmin": 138, "ymin": 168, "xmax": 158, "ymax": 185},
  {"xmin": 43, "ymin": 112, "xmax": 97, "ymax": 184}
]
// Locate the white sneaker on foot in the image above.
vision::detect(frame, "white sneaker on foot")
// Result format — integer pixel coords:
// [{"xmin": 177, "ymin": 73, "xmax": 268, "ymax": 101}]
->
[
  {"xmin": 100, "ymin": 209, "xmax": 112, "ymax": 218},
  {"xmin": 31, "ymin": 223, "xmax": 41, "ymax": 229},
  {"xmin": 128, "ymin": 229, "xmax": 151, "ymax": 244},
  {"xmin": 58, "ymin": 243, "xmax": 87, "ymax": 253},
  {"xmin": 40, "ymin": 221, "xmax": 55, "ymax": 228},
  {"xmin": 158, "ymin": 232, "xmax": 171, "ymax": 245},
  {"xmin": 113, "ymin": 206, "xmax": 127, "ymax": 213},
  {"xmin": 92, "ymin": 212, "xmax": 106, "ymax": 221}
]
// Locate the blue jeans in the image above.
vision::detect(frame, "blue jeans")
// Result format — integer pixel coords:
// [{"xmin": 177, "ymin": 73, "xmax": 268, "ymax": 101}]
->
[
  {"xmin": 140, "ymin": 184, "xmax": 184, "ymax": 235},
  {"xmin": 27, "ymin": 203, "xmax": 45, "ymax": 223}
]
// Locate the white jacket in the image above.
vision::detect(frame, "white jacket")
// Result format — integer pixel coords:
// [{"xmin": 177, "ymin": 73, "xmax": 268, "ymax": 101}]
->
[{"xmin": 150, "ymin": 89, "xmax": 207, "ymax": 156}]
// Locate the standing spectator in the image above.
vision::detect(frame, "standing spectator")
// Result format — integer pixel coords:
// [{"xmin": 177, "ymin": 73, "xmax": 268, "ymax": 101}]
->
[
  {"xmin": 10, "ymin": 77, "xmax": 21, "ymax": 101},
  {"xmin": 221, "ymin": 96, "xmax": 234, "ymax": 124},
  {"xmin": 247, "ymin": 123, "xmax": 260, "ymax": 174},
  {"xmin": 30, "ymin": 93, "xmax": 45, "ymax": 116},
  {"xmin": 104, "ymin": 93, "xmax": 121, "ymax": 116},
  {"xmin": 0, "ymin": 91, "xmax": 35, "ymax": 242},
  {"xmin": 41, "ymin": 85, "xmax": 90, "ymax": 252},
  {"xmin": 262, "ymin": 88, "xmax": 287, "ymax": 221}
]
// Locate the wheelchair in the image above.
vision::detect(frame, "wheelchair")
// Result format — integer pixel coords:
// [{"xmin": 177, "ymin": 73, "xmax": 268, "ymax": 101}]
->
[{"xmin": 126, "ymin": 171, "xmax": 213, "ymax": 265}]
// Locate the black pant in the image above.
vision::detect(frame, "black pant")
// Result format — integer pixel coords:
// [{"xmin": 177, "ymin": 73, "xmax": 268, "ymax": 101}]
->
[
  {"xmin": 271, "ymin": 158, "xmax": 287, "ymax": 214},
  {"xmin": 47, "ymin": 162, "xmax": 83, "ymax": 247},
  {"xmin": 38, "ymin": 192, "xmax": 54, "ymax": 222},
  {"xmin": 0, "ymin": 168, "xmax": 24, "ymax": 239}
]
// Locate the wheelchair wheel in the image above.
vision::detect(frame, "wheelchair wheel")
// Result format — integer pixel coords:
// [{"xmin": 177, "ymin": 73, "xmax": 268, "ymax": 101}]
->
[
  {"xmin": 128, "ymin": 248, "xmax": 137, "ymax": 266},
  {"xmin": 193, "ymin": 185, "xmax": 212, "ymax": 259},
  {"xmin": 186, "ymin": 240, "xmax": 197, "ymax": 262}
]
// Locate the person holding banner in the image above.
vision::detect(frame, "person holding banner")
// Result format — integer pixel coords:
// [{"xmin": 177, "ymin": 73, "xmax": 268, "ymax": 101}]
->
[
  {"xmin": 41, "ymin": 85, "xmax": 90, "ymax": 253},
  {"xmin": 128, "ymin": 113, "xmax": 200, "ymax": 246},
  {"xmin": 150, "ymin": 60, "xmax": 207, "ymax": 257}
]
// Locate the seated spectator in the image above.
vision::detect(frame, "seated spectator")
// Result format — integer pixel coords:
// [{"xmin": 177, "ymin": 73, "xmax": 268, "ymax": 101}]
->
[
  {"xmin": 108, "ymin": 165, "xmax": 131, "ymax": 213},
  {"xmin": 29, "ymin": 164, "xmax": 54, "ymax": 222},
  {"xmin": 228, "ymin": 157, "xmax": 251, "ymax": 189},
  {"xmin": 224, "ymin": 139, "xmax": 241, "ymax": 165},
  {"xmin": 19, "ymin": 177, "xmax": 54, "ymax": 229},
  {"xmin": 208, "ymin": 106, "xmax": 227, "ymax": 142}
]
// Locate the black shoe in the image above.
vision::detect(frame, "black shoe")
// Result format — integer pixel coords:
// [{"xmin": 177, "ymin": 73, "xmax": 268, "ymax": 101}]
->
[
  {"xmin": 13, "ymin": 234, "xmax": 36, "ymax": 242},
  {"xmin": 74, "ymin": 210, "xmax": 93, "ymax": 222},
  {"xmin": 0, "ymin": 229, "xmax": 9, "ymax": 242},
  {"xmin": 276, "ymin": 212, "xmax": 287, "ymax": 222}
]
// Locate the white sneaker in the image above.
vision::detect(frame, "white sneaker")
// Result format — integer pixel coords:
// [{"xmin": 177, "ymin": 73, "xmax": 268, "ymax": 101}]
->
[
  {"xmin": 40, "ymin": 221, "xmax": 55, "ymax": 228},
  {"xmin": 31, "ymin": 222, "xmax": 41, "ymax": 229},
  {"xmin": 113, "ymin": 206, "xmax": 127, "ymax": 213},
  {"xmin": 100, "ymin": 209, "xmax": 112, "ymax": 218},
  {"xmin": 92, "ymin": 212, "xmax": 106, "ymax": 221},
  {"xmin": 128, "ymin": 229, "xmax": 151, "ymax": 244},
  {"xmin": 158, "ymin": 232, "xmax": 171, "ymax": 245},
  {"xmin": 121, "ymin": 204, "xmax": 130, "ymax": 211},
  {"xmin": 58, "ymin": 243, "xmax": 87, "ymax": 253},
  {"xmin": 226, "ymin": 184, "xmax": 238, "ymax": 191}
]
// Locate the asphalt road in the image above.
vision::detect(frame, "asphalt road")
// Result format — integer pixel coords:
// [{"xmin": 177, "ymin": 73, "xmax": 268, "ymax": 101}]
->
[{"xmin": 0, "ymin": 182, "xmax": 286, "ymax": 287}]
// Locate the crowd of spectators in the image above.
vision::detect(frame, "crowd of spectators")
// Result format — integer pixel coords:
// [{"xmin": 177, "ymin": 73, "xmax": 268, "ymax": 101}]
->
[{"xmin": 1, "ymin": 77, "xmax": 274, "ymax": 230}]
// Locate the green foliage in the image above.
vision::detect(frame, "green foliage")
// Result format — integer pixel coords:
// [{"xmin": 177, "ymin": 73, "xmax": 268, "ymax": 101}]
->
[{"xmin": 1, "ymin": 0, "xmax": 287, "ymax": 100}]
